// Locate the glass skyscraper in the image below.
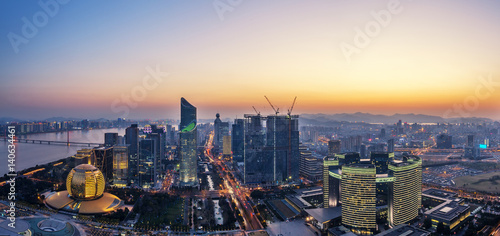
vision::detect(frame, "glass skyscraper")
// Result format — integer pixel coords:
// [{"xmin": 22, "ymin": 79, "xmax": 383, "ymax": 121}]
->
[
  {"xmin": 179, "ymin": 97, "xmax": 198, "ymax": 186},
  {"xmin": 125, "ymin": 124, "xmax": 139, "ymax": 184}
]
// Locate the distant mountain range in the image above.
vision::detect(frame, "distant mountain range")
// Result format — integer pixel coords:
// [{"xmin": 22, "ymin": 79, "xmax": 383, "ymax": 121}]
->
[
  {"xmin": 0, "ymin": 113, "xmax": 496, "ymax": 125},
  {"xmin": 299, "ymin": 112, "xmax": 495, "ymax": 125}
]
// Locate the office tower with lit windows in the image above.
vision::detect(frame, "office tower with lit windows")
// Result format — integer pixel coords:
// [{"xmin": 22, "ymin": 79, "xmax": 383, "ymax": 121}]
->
[
  {"xmin": 388, "ymin": 155, "xmax": 422, "ymax": 226},
  {"xmin": 179, "ymin": 97, "xmax": 198, "ymax": 187},
  {"xmin": 341, "ymin": 164, "xmax": 377, "ymax": 234},
  {"xmin": 323, "ymin": 152, "xmax": 422, "ymax": 233},
  {"xmin": 223, "ymin": 136, "xmax": 231, "ymax": 156},
  {"xmin": 126, "ymin": 124, "xmax": 139, "ymax": 184},
  {"xmin": 299, "ymin": 145, "xmax": 322, "ymax": 181},
  {"xmin": 323, "ymin": 156, "xmax": 340, "ymax": 208},
  {"xmin": 112, "ymin": 145, "xmax": 129, "ymax": 187},
  {"xmin": 73, "ymin": 148, "xmax": 94, "ymax": 165}
]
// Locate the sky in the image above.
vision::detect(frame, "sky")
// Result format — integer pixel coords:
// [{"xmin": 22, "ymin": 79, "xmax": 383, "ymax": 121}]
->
[{"xmin": 1, "ymin": 0, "xmax": 500, "ymax": 120}]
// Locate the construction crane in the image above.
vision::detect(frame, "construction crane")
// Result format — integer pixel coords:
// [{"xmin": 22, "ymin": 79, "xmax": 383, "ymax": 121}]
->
[
  {"xmin": 264, "ymin": 96, "xmax": 279, "ymax": 115},
  {"xmin": 252, "ymin": 106, "xmax": 260, "ymax": 115},
  {"xmin": 287, "ymin": 96, "xmax": 297, "ymax": 116}
]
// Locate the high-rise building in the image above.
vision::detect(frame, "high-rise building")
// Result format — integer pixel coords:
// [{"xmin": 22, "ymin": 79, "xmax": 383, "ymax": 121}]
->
[
  {"xmin": 328, "ymin": 140, "xmax": 341, "ymax": 157},
  {"xmin": 112, "ymin": 145, "xmax": 129, "ymax": 187},
  {"xmin": 323, "ymin": 156, "xmax": 339, "ymax": 208},
  {"xmin": 73, "ymin": 148, "xmax": 94, "ymax": 166},
  {"xmin": 139, "ymin": 139, "xmax": 155, "ymax": 188},
  {"xmin": 242, "ymin": 113, "xmax": 299, "ymax": 185},
  {"xmin": 323, "ymin": 153, "xmax": 422, "ymax": 233},
  {"xmin": 104, "ymin": 133, "xmax": 119, "ymax": 147},
  {"xmin": 387, "ymin": 139, "xmax": 395, "ymax": 153},
  {"xmin": 223, "ymin": 135, "xmax": 231, "ymax": 156},
  {"xmin": 436, "ymin": 134, "xmax": 452, "ymax": 149},
  {"xmin": 125, "ymin": 124, "xmax": 139, "ymax": 184},
  {"xmin": 179, "ymin": 97, "xmax": 198, "ymax": 187},
  {"xmin": 265, "ymin": 115, "xmax": 300, "ymax": 183},
  {"xmin": 299, "ymin": 146, "xmax": 322, "ymax": 181},
  {"xmin": 466, "ymin": 135, "xmax": 474, "ymax": 147},
  {"xmin": 243, "ymin": 114, "xmax": 267, "ymax": 184},
  {"xmin": 341, "ymin": 164, "xmax": 377, "ymax": 234},
  {"xmin": 231, "ymin": 119, "xmax": 245, "ymax": 162},
  {"xmin": 380, "ymin": 128, "xmax": 386, "ymax": 139},
  {"xmin": 388, "ymin": 156, "xmax": 422, "ymax": 226},
  {"xmin": 93, "ymin": 146, "xmax": 114, "ymax": 182},
  {"xmin": 214, "ymin": 113, "xmax": 230, "ymax": 150}
]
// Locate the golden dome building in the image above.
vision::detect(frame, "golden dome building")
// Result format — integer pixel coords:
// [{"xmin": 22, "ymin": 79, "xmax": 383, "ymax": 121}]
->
[{"xmin": 46, "ymin": 164, "xmax": 123, "ymax": 214}]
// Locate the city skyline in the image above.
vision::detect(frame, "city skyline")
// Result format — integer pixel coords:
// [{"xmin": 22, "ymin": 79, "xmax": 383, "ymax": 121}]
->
[{"xmin": 1, "ymin": 1, "xmax": 500, "ymax": 120}]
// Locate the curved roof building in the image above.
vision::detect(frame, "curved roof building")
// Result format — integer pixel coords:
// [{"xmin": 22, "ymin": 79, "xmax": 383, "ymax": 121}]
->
[
  {"xmin": 46, "ymin": 164, "xmax": 123, "ymax": 214},
  {"xmin": 323, "ymin": 153, "xmax": 422, "ymax": 233}
]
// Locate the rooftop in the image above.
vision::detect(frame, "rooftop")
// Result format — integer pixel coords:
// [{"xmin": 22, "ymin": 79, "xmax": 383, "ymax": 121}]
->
[
  {"xmin": 422, "ymin": 189, "xmax": 457, "ymax": 199},
  {"xmin": 426, "ymin": 202, "xmax": 470, "ymax": 221},
  {"xmin": 376, "ymin": 224, "xmax": 430, "ymax": 236},
  {"xmin": 305, "ymin": 207, "xmax": 342, "ymax": 224}
]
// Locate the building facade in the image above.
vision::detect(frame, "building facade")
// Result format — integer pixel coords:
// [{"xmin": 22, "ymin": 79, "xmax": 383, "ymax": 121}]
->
[
  {"xmin": 179, "ymin": 97, "xmax": 198, "ymax": 186},
  {"xmin": 323, "ymin": 152, "xmax": 422, "ymax": 233}
]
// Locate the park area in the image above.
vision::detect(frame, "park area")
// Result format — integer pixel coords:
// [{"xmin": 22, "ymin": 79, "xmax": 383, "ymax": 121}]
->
[{"xmin": 454, "ymin": 171, "xmax": 500, "ymax": 194}]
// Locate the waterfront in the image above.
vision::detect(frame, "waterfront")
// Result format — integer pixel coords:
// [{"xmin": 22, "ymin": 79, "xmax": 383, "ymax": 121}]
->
[{"xmin": 0, "ymin": 128, "xmax": 126, "ymax": 176}]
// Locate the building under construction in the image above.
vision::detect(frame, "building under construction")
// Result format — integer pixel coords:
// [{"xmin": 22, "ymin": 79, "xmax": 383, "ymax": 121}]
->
[{"xmin": 242, "ymin": 113, "xmax": 300, "ymax": 185}]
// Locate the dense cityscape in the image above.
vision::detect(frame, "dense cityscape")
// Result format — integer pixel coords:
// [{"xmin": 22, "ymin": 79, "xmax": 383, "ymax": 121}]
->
[{"xmin": 1, "ymin": 97, "xmax": 499, "ymax": 235}]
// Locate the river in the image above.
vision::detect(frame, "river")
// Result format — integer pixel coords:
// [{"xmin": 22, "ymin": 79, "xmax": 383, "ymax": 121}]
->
[{"xmin": 1, "ymin": 128, "xmax": 126, "ymax": 176}]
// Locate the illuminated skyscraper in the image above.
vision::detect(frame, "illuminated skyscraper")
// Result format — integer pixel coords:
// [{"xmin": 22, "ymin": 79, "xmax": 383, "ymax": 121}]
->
[
  {"xmin": 388, "ymin": 156, "xmax": 422, "ymax": 226},
  {"xmin": 341, "ymin": 164, "xmax": 377, "ymax": 234},
  {"xmin": 323, "ymin": 156, "xmax": 340, "ymax": 208},
  {"xmin": 112, "ymin": 145, "xmax": 129, "ymax": 187},
  {"xmin": 323, "ymin": 153, "xmax": 422, "ymax": 232},
  {"xmin": 179, "ymin": 97, "xmax": 198, "ymax": 186}
]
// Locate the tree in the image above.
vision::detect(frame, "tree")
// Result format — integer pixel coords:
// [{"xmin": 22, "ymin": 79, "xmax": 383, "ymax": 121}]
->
[{"xmin": 423, "ymin": 218, "xmax": 432, "ymax": 229}]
